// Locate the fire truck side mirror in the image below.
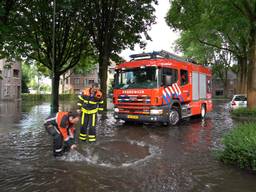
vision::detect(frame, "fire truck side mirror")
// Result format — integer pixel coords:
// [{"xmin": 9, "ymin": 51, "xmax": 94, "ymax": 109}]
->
[{"xmin": 163, "ymin": 75, "xmax": 172, "ymax": 86}]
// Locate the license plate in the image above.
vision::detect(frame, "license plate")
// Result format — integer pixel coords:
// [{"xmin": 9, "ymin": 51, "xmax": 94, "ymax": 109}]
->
[
  {"xmin": 127, "ymin": 115, "xmax": 139, "ymax": 119},
  {"xmin": 239, "ymin": 102, "xmax": 245, "ymax": 106}
]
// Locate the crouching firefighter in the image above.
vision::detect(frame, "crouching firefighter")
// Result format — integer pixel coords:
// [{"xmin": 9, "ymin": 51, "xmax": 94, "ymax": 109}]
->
[
  {"xmin": 77, "ymin": 83, "xmax": 104, "ymax": 143},
  {"xmin": 44, "ymin": 111, "xmax": 80, "ymax": 156}
]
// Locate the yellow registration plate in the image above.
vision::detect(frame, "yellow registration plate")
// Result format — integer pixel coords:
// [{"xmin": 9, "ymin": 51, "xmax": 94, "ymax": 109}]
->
[{"xmin": 127, "ymin": 115, "xmax": 139, "ymax": 119}]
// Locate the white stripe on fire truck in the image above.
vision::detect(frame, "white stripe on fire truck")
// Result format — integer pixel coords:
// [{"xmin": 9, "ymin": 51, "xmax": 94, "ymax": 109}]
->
[
  {"xmin": 172, "ymin": 84, "xmax": 179, "ymax": 95},
  {"xmin": 165, "ymin": 87, "xmax": 171, "ymax": 97},
  {"xmin": 162, "ymin": 89, "xmax": 167, "ymax": 97},
  {"xmin": 174, "ymin": 83, "xmax": 181, "ymax": 95},
  {"xmin": 168, "ymin": 86, "xmax": 175, "ymax": 94}
]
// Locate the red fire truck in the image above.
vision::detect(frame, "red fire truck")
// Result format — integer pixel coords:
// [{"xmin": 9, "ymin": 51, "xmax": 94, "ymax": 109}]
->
[{"xmin": 113, "ymin": 50, "xmax": 213, "ymax": 125}]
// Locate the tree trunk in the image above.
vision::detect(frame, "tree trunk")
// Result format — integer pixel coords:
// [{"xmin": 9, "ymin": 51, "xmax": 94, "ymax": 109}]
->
[
  {"xmin": 247, "ymin": 27, "xmax": 256, "ymax": 109},
  {"xmin": 99, "ymin": 53, "xmax": 109, "ymax": 110},
  {"xmin": 51, "ymin": 74, "xmax": 60, "ymax": 113},
  {"xmin": 237, "ymin": 57, "xmax": 247, "ymax": 94},
  {"xmin": 223, "ymin": 69, "xmax": 228, "ymax": 98},
  {"xmin": 62, "ymin": 73, "xmax": 65, "ymax": 94}
]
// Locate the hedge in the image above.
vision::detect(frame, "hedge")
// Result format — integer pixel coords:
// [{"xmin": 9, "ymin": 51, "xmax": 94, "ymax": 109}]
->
[{"xmin": 217, "ymin": 123, "xmax": 256, "ymax": 172}]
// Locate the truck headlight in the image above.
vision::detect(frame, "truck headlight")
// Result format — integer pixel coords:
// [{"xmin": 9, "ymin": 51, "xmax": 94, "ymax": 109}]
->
[
  {"xmin": 114, "ymin": 108, "xmax": 119, "ymax": 112},
  {"xmin": 150, "ymin": 109, "xmax": 163, "ymax": 115}
]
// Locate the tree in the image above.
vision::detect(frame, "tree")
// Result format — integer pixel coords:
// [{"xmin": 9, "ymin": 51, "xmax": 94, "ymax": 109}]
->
[
  {"xmin": 86, "ymin": 0, "xmax": 157, "ymax": 109},
  {"xmin": 228, "ymin": 0, "xmax": 256, "ymax": 109},
  {"xmin": 21, "ymin": 62, "xmax": 30, "ymax": 93},
  {"xmin": 8, "ymin": 0, "xmax": 92, "ymax": 112},
  {"xmin": 0, "ymin": 0, "xmax": 17, "ymax": 79},
  {"xmin": 166, "ymin": 0, "xmax": 254, "ymax": 105},
  {"xmin": 175, "ymin": 31, "xmax": 234, "ymax": 97}
]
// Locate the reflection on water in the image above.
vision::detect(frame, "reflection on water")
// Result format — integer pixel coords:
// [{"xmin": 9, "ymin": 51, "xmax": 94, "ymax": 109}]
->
[{"xmin": 0, "ymin": 100, "xmax": 256, "ymax": 192}]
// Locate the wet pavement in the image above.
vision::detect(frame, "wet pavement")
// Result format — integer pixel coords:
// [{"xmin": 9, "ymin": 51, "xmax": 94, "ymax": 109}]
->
[{"xmin": 0, "ymin": 100, "xmax": 256, "ymax": 192}]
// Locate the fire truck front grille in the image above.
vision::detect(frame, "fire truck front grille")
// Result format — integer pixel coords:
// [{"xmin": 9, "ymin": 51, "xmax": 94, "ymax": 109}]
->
[
  {"xmin": 117, "ymin": 106, "xmax": 150, "ymax": 115},
  {"xmin": 117, "ymin": 95, "xmax": 151, "ymax": 104}
]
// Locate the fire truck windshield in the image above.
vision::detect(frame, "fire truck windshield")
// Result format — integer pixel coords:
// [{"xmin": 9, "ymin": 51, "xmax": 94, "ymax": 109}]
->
[{"xmin": 115, "ymin": 66, "xmax": 158, "ymax": 89}]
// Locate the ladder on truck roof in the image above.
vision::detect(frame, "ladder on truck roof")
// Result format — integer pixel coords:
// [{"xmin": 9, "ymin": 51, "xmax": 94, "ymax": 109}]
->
[{"xmin": 129, "ymin": 50, "xmax": 197, "ymax": 64}]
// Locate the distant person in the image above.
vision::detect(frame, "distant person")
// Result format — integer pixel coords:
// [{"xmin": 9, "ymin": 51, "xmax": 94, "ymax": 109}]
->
[
  {"xmin": 44, "ymin": 111, "xmax": 80, "ymax": 156},
  {"xmin": 77, "ymin": 83, "xmax": 103, "ymax": 143}
]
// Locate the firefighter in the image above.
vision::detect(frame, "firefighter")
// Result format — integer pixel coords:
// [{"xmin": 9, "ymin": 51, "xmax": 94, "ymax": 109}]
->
[
  {"xmin": 77, "ymin": 83, "xmax": 104, "ymax": 143},
  {"xmin": 44, "ymin": 111, "xmax": 80, "ymax": 156}
]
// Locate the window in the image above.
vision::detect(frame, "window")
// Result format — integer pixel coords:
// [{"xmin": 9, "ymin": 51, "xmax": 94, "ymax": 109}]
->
[
  {"xmin": 84, "ymin": 79, "xmax": 88, "ymax": 86},
  {"xmin": 234, "ymin": 95, "xmax": 247, "ymax": 101},
  {"xmin": 88, "ymin": 79, "xmax": 94, "ymax": 84},
  {"xmin": 180, "ymin": 70, "xmax": 188, "ymax": 86},
  {"xmin": 66, "ymin": 78, "xmax": 69, "ymax": 84},
  {"xmin": 207, "ymin": 76, "xmax": 212, "ymax": 93},
  {"xmin": 215, "ymin": 90, "xmax": 223, "ymax": 96},
  {"xmin": 4, "ymin": 86, "xmax": 10, "ymax": 96},
  {"xmin": 13, "ymin": 69, "xmax": 19, "ymax": 78},
  {"xmin": 3, "ymin": 68, "xmax": 11, "ymax": 78},
  {"xmin": 115, "ymin": 67, "xmax": 158, "ymax": 89},
  {"xmin": 74, "ymin": 78, "xmax": 80, "ymax": 85},
  {"xmin": 162, "ymin": 68, "xmax": 178, "ymax": 86}
]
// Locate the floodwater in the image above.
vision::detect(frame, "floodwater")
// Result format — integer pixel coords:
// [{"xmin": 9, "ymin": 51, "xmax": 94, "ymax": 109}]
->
[{"xmin": 0, "ymin": 100, "xmax": 256, "ymax": 192}]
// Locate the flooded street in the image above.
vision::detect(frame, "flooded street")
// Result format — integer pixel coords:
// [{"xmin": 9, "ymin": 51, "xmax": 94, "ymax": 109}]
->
[{"xmin": 0, "ymin": 100, "xmax": 256, "ymax": 192}]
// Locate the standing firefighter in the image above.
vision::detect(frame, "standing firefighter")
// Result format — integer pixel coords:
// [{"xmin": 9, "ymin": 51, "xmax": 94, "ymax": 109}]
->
[
  {"xmin": 77, "ymin": 83, "xmax": 103, "ymax": 143},
  {"xmin": 44, "ymin": 111, "xmax": 80, "ymax": 156}
]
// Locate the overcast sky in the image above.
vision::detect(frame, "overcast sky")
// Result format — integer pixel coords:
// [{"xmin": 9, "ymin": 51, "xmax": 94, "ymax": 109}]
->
[{"xmin": 119, "ymin": 1, "xmax": 180, "ymax": 61}]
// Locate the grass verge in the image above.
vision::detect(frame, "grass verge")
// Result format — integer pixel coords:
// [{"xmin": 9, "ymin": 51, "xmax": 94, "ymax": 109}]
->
[
  {"xmin": 217, "ymin": 123, "xmax": 256, "ymax": 172},
  {"xmin": 231, "ymin": 108, "xmax": 256, "ymax": 117}
]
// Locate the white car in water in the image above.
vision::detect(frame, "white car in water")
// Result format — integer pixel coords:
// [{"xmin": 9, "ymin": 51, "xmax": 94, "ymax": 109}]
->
[{"xmin": 229, "ymin": 94, "xmax": 247, "ymax": 111}]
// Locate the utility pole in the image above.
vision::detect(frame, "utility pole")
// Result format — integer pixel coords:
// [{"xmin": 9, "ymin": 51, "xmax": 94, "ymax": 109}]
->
[{"xmin": 51, "ymin": 0, "xmax": 56, "ymax": 113}]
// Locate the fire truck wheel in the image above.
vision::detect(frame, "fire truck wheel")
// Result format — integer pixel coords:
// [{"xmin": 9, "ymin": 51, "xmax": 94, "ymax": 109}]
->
[
  {"xmin": 168, "ymin": 108, "xmax": 180, "ymax": 126},
  {"xmin": 201, "ymin": 104, "xmax": 206, "ymax": 118}
]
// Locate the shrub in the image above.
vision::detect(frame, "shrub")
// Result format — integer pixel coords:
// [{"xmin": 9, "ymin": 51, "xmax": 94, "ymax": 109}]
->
[
  {"xmin": 22, "ymin": 94, "xmax": 77, "ymax": 102},
  {"xmin": 218, "ymin": 123, "xmax": 256, "ymax": 171},
  {"xmin": 231, "ymin": 108, "xmax": 256, "ymax": 117}
]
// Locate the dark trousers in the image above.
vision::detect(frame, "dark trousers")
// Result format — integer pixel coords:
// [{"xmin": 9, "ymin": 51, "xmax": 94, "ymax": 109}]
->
[
  {"xmin": 79, "ymin": 112, "xmax": 97, "ymax": 142},
  {"xmin": 45, "ymin": 124, "xmax": 64, "ymax": 156}
]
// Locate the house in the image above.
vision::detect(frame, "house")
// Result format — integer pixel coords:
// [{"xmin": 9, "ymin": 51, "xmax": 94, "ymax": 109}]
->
[
  {"xmin": 0, "ymin": 59, "xmax": 21, "ymax": 100},
  {"xmin": 212, "ymin": 70, "xmax": 237, "ymax": 98},
  {"xmin": 59, "ymin": 65, "xmax": 99, "ymax": 94},
  {"xmin": 60, "ymin": 62, "xmax": 116, "ymax": 94}
]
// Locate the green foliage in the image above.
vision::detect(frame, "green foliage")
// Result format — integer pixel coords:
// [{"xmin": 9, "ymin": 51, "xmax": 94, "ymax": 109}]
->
[
  {"xmin": 86, "ymin": 0, "xmax": 157, "ymax": 109},
  {"xmin": 166, "ymin": 0, "xmax": 251, "ymax": 97},
  {"xmin": 22, "ymin": 61, "xmax": 51, "ymax": 93},
  {"xmin": 218, "ymin": 123, "xmax": 256, "ymax": 171},
  {"xmin": 21, "ymin": 70, "xmax": 29, "ymax": 93},
  {"xmin": 0, "ymin": 0, "xmax": 17, "ymax": 58},
  {"xmin": 231, "ymin": 108, "xmax": 256, "ymax": 117},
  {"xmin": 22, "ymin": 93, "xmax": 51, "ymax": 102},
  {"xmin": 2, "ymin": 0, "xmax": 157, "ymax": 111},
  {"xmin": 73, "ymin": 54, "xmax": 97, "ymax": 75},
  {"xmin": 87, "ymin": 0, "xmax": 157, "ymax": 54}
]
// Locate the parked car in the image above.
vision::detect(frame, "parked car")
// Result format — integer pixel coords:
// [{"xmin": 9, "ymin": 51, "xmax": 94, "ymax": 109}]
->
[{"xmin": 229, "ymin": 94, "xmax": 247, "ymax": 111}]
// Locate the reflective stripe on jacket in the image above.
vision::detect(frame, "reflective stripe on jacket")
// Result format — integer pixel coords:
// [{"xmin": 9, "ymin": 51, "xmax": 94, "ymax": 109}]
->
[{"xmin": 77, "ymin": 88, "xmax": 104, "ymax": 112}]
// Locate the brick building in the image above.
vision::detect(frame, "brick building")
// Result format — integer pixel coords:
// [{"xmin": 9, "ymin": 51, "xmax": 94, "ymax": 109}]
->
[
  {"xmin": 212, "ymin": 71, "xmax": 237, "ymax": 98},
  {"xmin": 0, "ymin": 59, "xmax": 21, "ymax": 100},
  {"xmin": 60, "ymin": 62, "xmax": 116, "ymax": 94}
]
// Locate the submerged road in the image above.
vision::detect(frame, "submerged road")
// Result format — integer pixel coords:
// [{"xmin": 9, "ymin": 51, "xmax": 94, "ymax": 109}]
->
[{"xmin": 0, "ymin": 100, "xmax": 255, "ymax": 192}]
